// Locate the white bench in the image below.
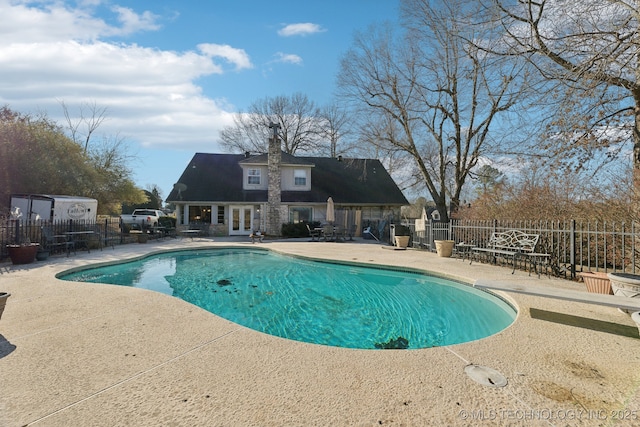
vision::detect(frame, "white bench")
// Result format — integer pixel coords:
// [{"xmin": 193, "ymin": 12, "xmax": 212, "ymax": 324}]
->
[{"xmin": 471, "ymin": 230, "xmax": 550, "ymax": 277}]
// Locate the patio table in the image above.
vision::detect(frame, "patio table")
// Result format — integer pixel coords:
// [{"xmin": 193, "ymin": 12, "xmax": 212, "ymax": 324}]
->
[
  {"xmin": 65, "ymin": 230, "xmax": 98, "ymax": 253},
  {"xmin": 456, "ymin": 243, "xmax": 474, "ymax": 261}
]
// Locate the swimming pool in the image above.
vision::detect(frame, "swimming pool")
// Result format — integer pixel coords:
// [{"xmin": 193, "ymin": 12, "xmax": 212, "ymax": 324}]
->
[{"xmin": 59, "ymin": 248, "xmax": 516, "ymax": 349}]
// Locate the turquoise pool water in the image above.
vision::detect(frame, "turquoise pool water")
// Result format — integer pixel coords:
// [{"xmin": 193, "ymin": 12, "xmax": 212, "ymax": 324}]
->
[{"xmin": 59, "ymin": 248, "xmax": 516, "ymax": 349}]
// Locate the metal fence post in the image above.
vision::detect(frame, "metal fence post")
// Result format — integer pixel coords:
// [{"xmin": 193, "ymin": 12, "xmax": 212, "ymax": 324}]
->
[{"xmin": 570, "ymin": 219, "xmax": 576, "ymax": 279}]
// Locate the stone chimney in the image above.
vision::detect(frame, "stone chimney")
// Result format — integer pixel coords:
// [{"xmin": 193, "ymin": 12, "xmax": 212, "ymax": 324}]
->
[{"xmin": 266, "ymin": 123, "xmax": 282, "ymax": 236}]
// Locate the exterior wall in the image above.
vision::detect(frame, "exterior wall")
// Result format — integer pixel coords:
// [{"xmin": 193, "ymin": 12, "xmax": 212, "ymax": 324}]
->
[
  {"xmin": 241, "ymin": 165, "xmax": 268, "ymax": 190},
  {"xmin": 281, "ymin": 166, "xmax": 311, "ymax": 191}
]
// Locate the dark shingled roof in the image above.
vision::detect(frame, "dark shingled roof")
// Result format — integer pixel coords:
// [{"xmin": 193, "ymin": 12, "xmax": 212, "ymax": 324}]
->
[{"xmin": 166, "ymin": 153, "xmax": 408, "ymax": 206}]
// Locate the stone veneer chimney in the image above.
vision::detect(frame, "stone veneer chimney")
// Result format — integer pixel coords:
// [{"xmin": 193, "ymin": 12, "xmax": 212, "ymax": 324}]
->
[{"xmin": 266, "ymin": 124, "xmax": 282, "ymax": 236}]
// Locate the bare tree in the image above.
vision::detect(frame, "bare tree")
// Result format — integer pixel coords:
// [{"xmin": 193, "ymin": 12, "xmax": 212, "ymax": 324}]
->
[
  {"xmin": 338, "ymin": 0, "xmax": 527, "ymax": 221},
  {"xmin": 483, "ymin": 0, "xmax": 640, "ymax": 175},
  {"xmin": 317, "ymin": 102, "xmax": 353, "ymax": 158},
  {"xmin": 60, "ymin": 100, "xmax": 108, "ymax": 154},
  {"xmin": 59, "ymin": 101, "xmax": 144, "ymax": 213},
  {"xmin": 219, "ymin": 93, "xmax": 322, "ymax": 155}
]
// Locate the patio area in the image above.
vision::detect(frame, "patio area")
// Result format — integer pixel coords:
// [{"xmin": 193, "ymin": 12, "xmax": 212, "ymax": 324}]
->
[{"xmin": 1, "ymin": 237, "xmax": 639, "ymax": 426}]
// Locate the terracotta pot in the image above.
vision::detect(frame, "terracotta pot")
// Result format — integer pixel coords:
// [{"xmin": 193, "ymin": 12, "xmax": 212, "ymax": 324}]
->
[
  {"xmin": 435, "ymin": 240, "xmax": 455, "ymax": 257},
  {"xmin": 7, "ymin": 244, "xmax": 39, "ymax": 265},
  {"xmin": 578, "ymin": 272, "xmax": 613, "ymax": 294}
]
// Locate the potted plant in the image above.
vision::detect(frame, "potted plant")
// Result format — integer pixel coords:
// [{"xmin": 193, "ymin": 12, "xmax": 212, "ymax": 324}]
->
[
  {"xmin": 6, "ymin": 207, "xmax": 39, "ymax": 265},
  {"xmin": 7, "ymin": 241, "xmax": 40, "ymax": 265},
  {"xmin": 394, "ymin": 224, "xmax": 411, "ymax": 248},
  {"xmin": 0, "ymin": 292, "xmax": 9, "ymax": 321},
  {"xmin": 578, "ymin": 271, "xmax": 612, "ymax": 294}
]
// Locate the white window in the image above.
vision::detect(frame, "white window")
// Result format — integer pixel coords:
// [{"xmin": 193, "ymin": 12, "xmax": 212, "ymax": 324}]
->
[
  {"xmin": 248, "ymin": 169, "xmax": 261, "ymax": 185},
  {"xmin": 294, "ymin": 169, "xmax": 306, "ymax": 186}
]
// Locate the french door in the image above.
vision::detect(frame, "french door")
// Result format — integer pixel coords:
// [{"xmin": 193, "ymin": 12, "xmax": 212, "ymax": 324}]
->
[{"xmin": 229, "ymin": 205, "xmax": 253, "ymax": 235}]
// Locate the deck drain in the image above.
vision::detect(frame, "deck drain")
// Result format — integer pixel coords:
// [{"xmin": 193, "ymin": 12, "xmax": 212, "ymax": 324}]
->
[{"xmin": 464, "ymin": 364, "xmax": 507, "ymax": 388}]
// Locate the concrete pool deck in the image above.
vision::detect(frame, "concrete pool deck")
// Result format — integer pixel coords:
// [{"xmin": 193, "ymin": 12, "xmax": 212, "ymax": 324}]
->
[{"xmin": 1, "ymin": 237, "xmax": 639, "ymax": 426}]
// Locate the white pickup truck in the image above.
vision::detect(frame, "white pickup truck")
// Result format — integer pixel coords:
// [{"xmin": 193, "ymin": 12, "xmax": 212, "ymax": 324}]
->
[{"xmin": 120, "ymin": 209, "xmax": 166, "ymax": 231}]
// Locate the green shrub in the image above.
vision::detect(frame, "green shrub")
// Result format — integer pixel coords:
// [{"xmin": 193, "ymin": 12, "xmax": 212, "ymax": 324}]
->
[
  {"xmin": 394, "ymin": 224, "xmax": 411, "ymax": 236},
  {"xmin": 158, "ymin": 216, "xmax": 176, "ymax": 228},
  {"xmin": 281, "ymin": 222, "xmax": 321, "ymax": 238}
]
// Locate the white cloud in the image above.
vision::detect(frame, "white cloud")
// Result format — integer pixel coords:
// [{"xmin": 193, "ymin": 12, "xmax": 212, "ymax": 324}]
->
[
  {"xmin": 273, "ymin": 52, "xmax": 303, "ymax": 65},
  {"xmin": 0, "ymin": 39, "xmax": 234, "ymax": 149},
  {"xmin": 198, "ymin": 43, "xmax": 253, "ymax": 71},
  {"xmin": 0, "ymin": 1, "xmax": 251, "ymax": 152},
  {"xmin": 277, "ymin": 22, "xmax": 326, "ymax": 37},
  {"xmin": 109, "ymin": 6, "xmax": 161, "ymax": 36},
  {"xmin": 0, "ymin": 0, "xmax": 108, "ymax": 42}
]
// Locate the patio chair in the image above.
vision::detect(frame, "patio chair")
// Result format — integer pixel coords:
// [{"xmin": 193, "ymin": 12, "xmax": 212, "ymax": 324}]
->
[
  {"xmin": 250, "ymin": 231, "xmax": 264, "ymax": 243},
  {"xmin": 346, "ymin": 224, "xmax": 357, "ymax": 241},
  {"xmin": 41, "ymin": 226, "xmax": 75, "ymax": 256},
  {"xmin": 306, "ymin": 224, "xmax": 321, "ymax": 242},
  {"xmin": 322, "ymin": 224, "xmax": 335, "ymax": 242}
]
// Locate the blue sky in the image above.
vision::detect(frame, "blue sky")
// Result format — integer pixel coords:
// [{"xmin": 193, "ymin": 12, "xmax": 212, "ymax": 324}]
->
[{"xmin": 0, "ymin": 0, "xmax": 400, "ymax": 202}]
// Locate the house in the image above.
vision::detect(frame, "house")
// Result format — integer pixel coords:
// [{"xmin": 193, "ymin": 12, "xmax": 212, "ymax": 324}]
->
[{"xmin": 166, "ymin": 139, "xmax": 408, "ymax": 237}]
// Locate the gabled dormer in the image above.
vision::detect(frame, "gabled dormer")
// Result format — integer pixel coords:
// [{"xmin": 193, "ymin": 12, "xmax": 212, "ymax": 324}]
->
[{"xmin": 239, "ymin": 152, "xmax": 315, "ymax": 191}]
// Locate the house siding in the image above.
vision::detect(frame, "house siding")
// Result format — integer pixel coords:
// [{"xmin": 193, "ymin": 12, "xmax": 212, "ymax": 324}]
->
[{"xmin": 281, "ymin": 167, "xmax": 312, "ymax": 191}]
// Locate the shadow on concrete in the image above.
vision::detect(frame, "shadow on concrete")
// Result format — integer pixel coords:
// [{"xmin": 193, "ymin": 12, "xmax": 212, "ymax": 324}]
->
[
  {"xmin": 530, "ymin": 308, "xmax": 639, "ymax": 339},
  {"xmin": 0, "ymin": 334, "xmax": 16, "ymax": 358}
]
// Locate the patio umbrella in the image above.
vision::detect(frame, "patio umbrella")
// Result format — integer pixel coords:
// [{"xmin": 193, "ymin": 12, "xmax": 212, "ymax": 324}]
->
[{"xmin": 326, "ymin": 197, "xmax": 335, "ymax": 223}]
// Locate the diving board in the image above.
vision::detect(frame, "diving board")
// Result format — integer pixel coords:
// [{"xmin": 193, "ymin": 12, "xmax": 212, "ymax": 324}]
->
[{"xmin": 474, "ymin": 280, "xmax": 640, "ymax": 312}]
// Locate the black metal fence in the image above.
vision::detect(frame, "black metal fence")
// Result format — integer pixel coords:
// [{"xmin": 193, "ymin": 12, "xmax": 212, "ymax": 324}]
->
[
  {"xmin": 4, "ymin": 215, "xmax": 637, "ymax": 280},
  {"xmin": 1, "ymin": 217, "xmax": 127, "ymax": 259},
  {"xmin": 409, "ymin": 219, "xmax": 639, "ymax": 279}
]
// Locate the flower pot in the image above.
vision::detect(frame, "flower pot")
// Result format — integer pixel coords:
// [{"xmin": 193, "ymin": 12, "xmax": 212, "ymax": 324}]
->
[
  {"xmin": 607, "ymin": 273, "xmax": 640, "ymax": 299},
  {"xmin": 0, "ymin": 292, "xmax": 10, "ymax": 321},
  {"xmin": 7, "ymin": 244, "xmax": 40, "ymax": 265},
  {"xmin": 607, "ymin": 273, "xmax": 640, "ymax": 314},
  {"xmin": 578, "ymin": 272, "xmax": 612, "ymax": 294},
  {"xmin": 36, "ymin": 250, "xmax": 50, "ymax": 261},
  {"xmin": 137, "ymin": 233, "xmax": 149, "ymax": 244},
  {"xmin": 395, "ymin": 235, "xmax": 410, "ymax": 248},
  {"xmin": 435, "ymin": 240, "xmax": 455, "ymax": 257}
]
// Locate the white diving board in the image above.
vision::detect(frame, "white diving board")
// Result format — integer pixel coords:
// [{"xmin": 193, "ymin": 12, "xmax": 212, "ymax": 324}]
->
[{"xmin": 474, "ymin": 280, "xmax": 640, "ymax": 312}]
